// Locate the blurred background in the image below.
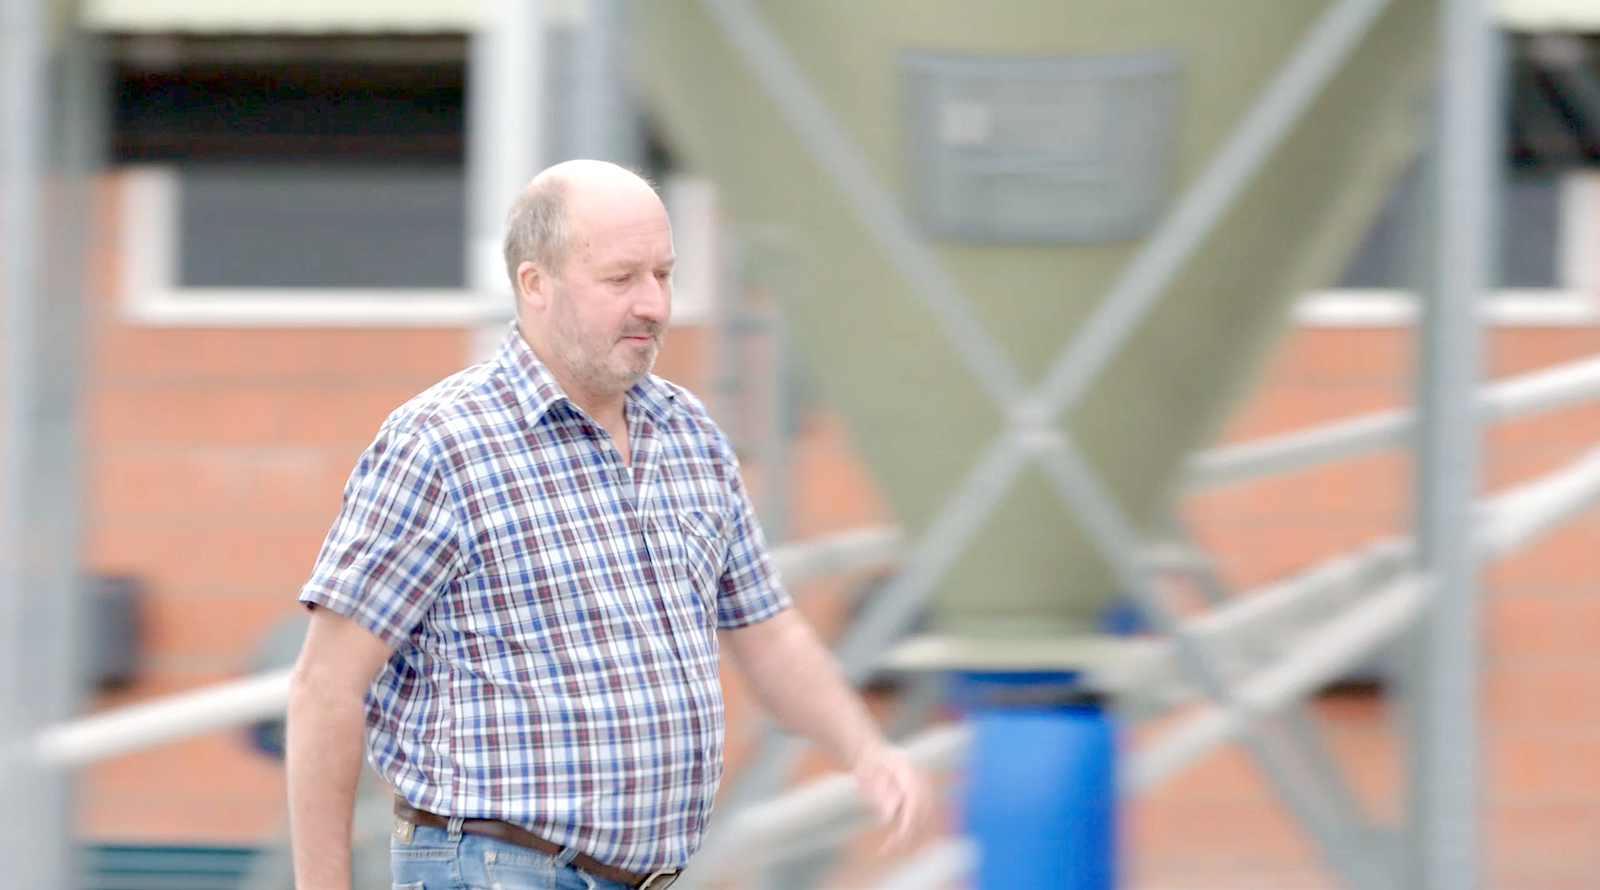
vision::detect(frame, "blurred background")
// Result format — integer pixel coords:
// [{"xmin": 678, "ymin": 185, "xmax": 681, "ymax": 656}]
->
[{"xmin": 1, "ymin": 0, "xmax": 1598, "ymax": 888}]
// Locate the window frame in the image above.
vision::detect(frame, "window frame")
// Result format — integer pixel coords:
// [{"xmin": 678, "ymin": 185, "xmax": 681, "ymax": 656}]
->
[{"xmin": 118, "ymin": 164, "xmax": 508, "ymax": 327}]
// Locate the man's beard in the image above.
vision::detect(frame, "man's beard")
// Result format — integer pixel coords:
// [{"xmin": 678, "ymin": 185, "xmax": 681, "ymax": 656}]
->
[{"xmin": 549, "ymin": 293, "xmax": 661, "ymax": 395}]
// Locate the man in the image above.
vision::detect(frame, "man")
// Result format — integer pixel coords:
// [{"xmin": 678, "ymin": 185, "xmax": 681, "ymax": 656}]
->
[{"xmin": 286, "ymin": 160, "xmax": 927, "ymax": 890}]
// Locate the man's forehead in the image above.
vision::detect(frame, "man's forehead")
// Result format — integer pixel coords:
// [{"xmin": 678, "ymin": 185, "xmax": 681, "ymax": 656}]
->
[{"xmin": 568, "ymin": 196, "xmax": 672, "ymax": 254}]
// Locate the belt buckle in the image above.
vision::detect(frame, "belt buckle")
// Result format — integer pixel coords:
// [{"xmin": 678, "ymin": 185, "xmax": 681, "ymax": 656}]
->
[{"xmin": 638, "ymin": 868, "xmax": 679, "ymax": 890}]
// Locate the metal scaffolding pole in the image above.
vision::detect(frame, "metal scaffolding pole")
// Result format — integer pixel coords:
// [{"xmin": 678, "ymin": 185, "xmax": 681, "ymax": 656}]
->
[
  {"xmin": 1407, "ymin": 0, "xmax": 1497, "ymax": 888},
  {"xmin": 1, "ymin": 0, "xmax": 52, "ymax": 886},
  {"xmin": 682, "ymin": 1, "xmax": 1404, "ymax": 885},
  {"xmin": 572, "ymin": 0, "xmax": 639, "ymax": 166}
]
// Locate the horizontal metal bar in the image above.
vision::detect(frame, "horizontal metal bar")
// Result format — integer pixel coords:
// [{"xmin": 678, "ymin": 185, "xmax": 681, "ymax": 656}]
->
[
  {"xmin": 711, "ymin": 723, "xmax": 972, "ymax": 871},
  {"xmin": 842, "ymin": 838, "xmax": 975, "ymax": 890},
  {"xmin": 703, "ymin": 427, "xmax": 1600, "ymax": 856},
  {"xmin": 1126, "ymin": 432, "xmax": 1600, "ymax": 789},
  {"xmin": 1186, "ymin": 353, "xmax": 1600, "ymax": 489},
  {"xmin": 1477, "ymin": 436, "xmax": 1600, "ymax": 555},
  {"xmin": 1035, "ymin": 434, "xmax": 1393, "ymax": 890},
  {"xmin": 1124, "ymin": 573, "xmax": 1429, "ymax": 794},
  {"xmin": 29, "ymin": 526, "xmax": 901, "ymax": 767},
  {"xmin": 1097, "ymin": 537, "xmax": 1413, "ymax": 706},
  {"xmin": 769, "ymin": 525, "xmax": 902, "ymax": 588},
  {"xmin": 33, "ymin": 668, "xmax": 292, "ymax": 767}
]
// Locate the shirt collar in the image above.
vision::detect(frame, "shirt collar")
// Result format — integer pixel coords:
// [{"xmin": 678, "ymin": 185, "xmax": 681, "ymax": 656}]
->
[{"xmin": 494, "ymin": 323, "xmax": 680, "ymax": 426}]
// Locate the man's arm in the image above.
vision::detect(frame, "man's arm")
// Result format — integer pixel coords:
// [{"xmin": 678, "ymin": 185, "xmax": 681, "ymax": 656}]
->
[
  {"xmin": 719, "ymin": 608, "xmax": 928, "ymax": 843},
  {"xmin": 286, "ymin": 606, "xmax": 396, "ymax": 890}
]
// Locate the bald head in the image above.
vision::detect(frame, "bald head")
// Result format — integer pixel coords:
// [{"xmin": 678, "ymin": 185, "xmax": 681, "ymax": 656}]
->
[
  {"xmin": 505, "ymin": 159, "xmax": 676, "ymax": 409},
  {"xmin": 501, "ymin": 160, "xmax": 666, "ymax": 292}
]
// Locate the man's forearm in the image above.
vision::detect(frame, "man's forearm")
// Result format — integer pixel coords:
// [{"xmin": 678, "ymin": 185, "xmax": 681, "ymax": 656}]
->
[
  {"xmin": 286, "ymin": 668, "xmax": 368, "ymax": 890},
  {"xmin": 722, "ymin": 609, "xmax": 887, "ymax": 768}
]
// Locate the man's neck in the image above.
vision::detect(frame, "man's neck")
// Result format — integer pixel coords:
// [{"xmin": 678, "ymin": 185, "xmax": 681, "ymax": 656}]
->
[{"xmin": 516, "ymin": 322, "xmax": 629, "ymax": 424}]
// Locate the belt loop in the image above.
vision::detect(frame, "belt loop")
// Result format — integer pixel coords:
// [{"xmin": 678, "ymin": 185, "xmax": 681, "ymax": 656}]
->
[
  {"xmin": 553, "ymin": 846, "xmax": 580, "ymax": 867},
  {"xmin": 446, "ymin": 816, "xmax": 464, "ymax": 841}
]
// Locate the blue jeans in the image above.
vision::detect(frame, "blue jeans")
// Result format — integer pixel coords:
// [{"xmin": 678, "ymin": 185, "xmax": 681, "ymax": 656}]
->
[{"xmin": 391, "ymin": 822, "xmax": 635, "ymax": 890}]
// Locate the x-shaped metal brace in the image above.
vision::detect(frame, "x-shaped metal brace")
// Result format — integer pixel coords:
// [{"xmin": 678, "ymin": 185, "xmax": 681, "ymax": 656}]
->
[{"xmin": 683, "ymin": 1, "xmax": 1410, "ymax": 888}]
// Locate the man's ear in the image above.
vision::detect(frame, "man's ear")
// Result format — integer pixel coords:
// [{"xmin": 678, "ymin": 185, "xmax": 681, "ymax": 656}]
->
[{"xmin": 517, "ymin": 261, "xmax": 550, "ymax": 310}]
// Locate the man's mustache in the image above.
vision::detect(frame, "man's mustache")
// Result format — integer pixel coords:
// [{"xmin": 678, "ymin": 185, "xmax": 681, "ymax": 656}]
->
[{"xmin": 620, "ymin": 322, "xmax": 663, "ymax": 339}]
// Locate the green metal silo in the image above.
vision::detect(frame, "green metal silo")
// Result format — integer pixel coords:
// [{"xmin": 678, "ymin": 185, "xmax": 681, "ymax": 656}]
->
[{"xmin": 638, "ymin": 0, "xmax": 1435, "ymax": 639}]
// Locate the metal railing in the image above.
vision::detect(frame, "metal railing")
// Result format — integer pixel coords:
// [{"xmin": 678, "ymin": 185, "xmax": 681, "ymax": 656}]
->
[
  {"xmin": 29, "ymin": 525, "xmax": 901, "ymax": 769},
  {"xmin": 28, "ymin": 350, "xmax": 1600, "ymax": 889}
]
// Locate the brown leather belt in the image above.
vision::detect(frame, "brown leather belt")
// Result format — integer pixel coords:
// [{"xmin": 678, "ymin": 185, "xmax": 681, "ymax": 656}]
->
[{"xmin": 393, "ymin": 798, "xmax": 682, "ymax": 890}]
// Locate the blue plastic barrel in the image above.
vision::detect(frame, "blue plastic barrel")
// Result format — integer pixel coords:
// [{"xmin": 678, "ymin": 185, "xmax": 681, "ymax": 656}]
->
[{"xmin": 959, "ymin": 673, "xmax": 1118, "ymax": 890}]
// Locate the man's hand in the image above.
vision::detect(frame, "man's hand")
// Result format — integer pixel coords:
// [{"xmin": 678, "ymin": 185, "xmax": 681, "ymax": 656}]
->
[
  {"xmin": 719, "ymin": 612, "xmax": 932, "ymax": 848},
  {"xmin": 851, "ymin": 744, "xmax": 930, "ymax": 849}
]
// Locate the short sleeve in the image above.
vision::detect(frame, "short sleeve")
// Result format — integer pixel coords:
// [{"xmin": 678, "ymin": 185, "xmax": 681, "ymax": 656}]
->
[
  {"xmin": 298, "ymin": 424, "xmax": 462, "ymax": 648},
  {"xmin": 714, "ymin": 451, "xmax": 793, "ymax": 630}
]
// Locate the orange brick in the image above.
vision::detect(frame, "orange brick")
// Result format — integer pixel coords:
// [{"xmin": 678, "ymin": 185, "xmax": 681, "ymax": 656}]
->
[
  {"xmin": 1485, "ymin": 665, "xmax": 1600, "ymax": 728},
  {"xmin": 87, "ymin": 520, "xmax": 329, "ymax": 594},
  {"xmin": 88, "ymin": 665, "xmax": 238, "ymax": 712},
  {"xmin": 1214, "ymin": 383, "xmax": 1406, "ymax": 444},
  {"xmin": 1487, "ymin": 520, "xmax": 1600, "ymax": 589},
  {"xmin": 1483, "ymin": 444, "xmax": 1590, "ymax": 493},
  {"xmin": 78, "ymin": 787, "xmax": 285, "ymax": 843},
  {"xmin": 1485, "ymin": 594, "xmax": 1600, "ymax": 660},
  {"xmin": 1488, "ymin": 399, "xmax": 1600, "ymax": 453},
  {"xmin": 84, "ymin": 731, "xmax": 283, "ymax": 801},
  {"xmin": 97, "ymin": 326, "xmax": 470, "ymax": 383},
  {"xmin": 90, "ymin": 450, "xmax": 238, "ymax": 520},
  {"xmin": 90, "ymin": 383, "xmax": 427, "ymax": 449},
  {"xmin": 1488, "ymin": 327, "xmax": 1600, "ymax": 376},
  {"xmin": 653, "ymin": 324, "xmax": 710, "ymax": 394},
  {"xmin": 788, "ymin": 411, "xmax": 892, "ymax": 538},
  {"xmin": 89, "ymin": 386, "xmax": 217, "ymax": 449},
  {"xmin": 1489, "ymin": 732, "xmax": 1600, "ymax": 800},
  {"xmin": 1266, "ymin": 327, "xmax": 1413, "ymax": 384},
  {"xmin": 1191, "ymin": 519, "xmax": 1401, "ymax": 591},
  {"xmin": 1129, "ymin": 796, "xmax": 1317, "ymax": 866},
  {"xmin": 1149, "ymin": 746, "xmax": 1273, "ymax": 802},
  {"xmin": 1487, "ymin": 801, "xmax": 1600, "ymax": 879},
  {"xmin": 90, "ymin": 447, "xmax": 348, "ymax": 524},
  {"xmin": 1187, "ymin": 451, "xmax": 1409, "ymax": 524},
  {"xmin": 139, "ymin": 595, "xmax": 303, "ymax": 662},
  {"xmin": 227, "ymin": 450, "xmax": 351, "ymax": 521}
]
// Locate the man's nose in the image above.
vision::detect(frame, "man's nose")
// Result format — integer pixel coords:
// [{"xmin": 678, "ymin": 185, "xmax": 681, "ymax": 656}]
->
[{"xmin": 633, "ymin": 275, "xmax": 671, "ymax": 322}]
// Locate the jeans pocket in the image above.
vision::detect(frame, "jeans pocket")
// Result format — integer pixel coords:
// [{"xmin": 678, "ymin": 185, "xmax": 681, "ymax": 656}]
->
[
  {"xmin": 393, "ymin": 884, "xmax": 426, "ymax": 890},
  {"xmin": 482, "ymin": 845, "xmax": 595, "ymax": 890}
]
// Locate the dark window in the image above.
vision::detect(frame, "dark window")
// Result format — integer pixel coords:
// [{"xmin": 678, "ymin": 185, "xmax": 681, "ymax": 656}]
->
[
  {"xmin": 1337, "ymin": 165, "xmax": 1563, "ymax": 289},
  {"xmin": 1336, "ymin": 34, "xmax": 1600, "ymax": 292},
  {"xmin": 113, "ymin": 43, "xmax": 469, "ymax": 290},
  {"xmin": 178, "ymin": 164, "xmax": 465, "ymax": 289}
]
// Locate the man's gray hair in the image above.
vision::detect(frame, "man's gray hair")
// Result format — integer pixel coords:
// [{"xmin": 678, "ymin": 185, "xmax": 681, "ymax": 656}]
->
[{"xmin": 502, "ymin": 176, "xmax": 571, "ymax": 295}]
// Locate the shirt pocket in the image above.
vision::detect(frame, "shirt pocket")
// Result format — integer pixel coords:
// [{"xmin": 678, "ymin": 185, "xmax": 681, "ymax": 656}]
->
[{"xmin": 674, "ymin": 509, "xmax": 729, "ymax": 606}]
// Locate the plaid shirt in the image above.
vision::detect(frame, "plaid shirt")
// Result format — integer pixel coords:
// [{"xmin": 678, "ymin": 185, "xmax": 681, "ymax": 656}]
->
[{"xmin": 299, "ymin": 325, "xmax": 791, "ymax": 871}]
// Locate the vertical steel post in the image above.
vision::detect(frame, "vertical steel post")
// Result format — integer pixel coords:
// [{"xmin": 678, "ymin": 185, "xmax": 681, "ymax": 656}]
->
[
  {"xmin": 759, "ymin": 305, "xmax": 792, "ymax": 543},
  {"xmin": 1, "ymin": 0, "xmax": 48, "ymax": 885},
  {"xmin": 572, "ymin": 0, "xmax": 639, "ymax": 166},
  {"xmin": 1408, "ymin": 0, "xmax": 1497, "ymax": 888},
  {"xmin": 35, "ymin": 25, "xmax": 104, "ymax": 890}
]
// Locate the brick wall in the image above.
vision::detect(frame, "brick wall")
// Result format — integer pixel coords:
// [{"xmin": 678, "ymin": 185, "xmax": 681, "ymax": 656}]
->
[
  {"xmin": 78, "ymin": 175, "xmax": 475, "ymax": 840},
  {"xmin": 71, "ymin": 170, "xmax": 1600, "ymax": 887},
  {"xmin": 1169, "ymin": 326, "xmax": 1600, "ymax": 889}
]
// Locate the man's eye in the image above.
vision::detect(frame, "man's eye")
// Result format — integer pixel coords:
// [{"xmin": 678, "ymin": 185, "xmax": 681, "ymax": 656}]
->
[
  {"xmin": 656, "ymin": 270, "xmax": 672, "ymax": 281},
  {"xmin": 610, "ymin": 274, "xmax": 632, "ymax": 284}
]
